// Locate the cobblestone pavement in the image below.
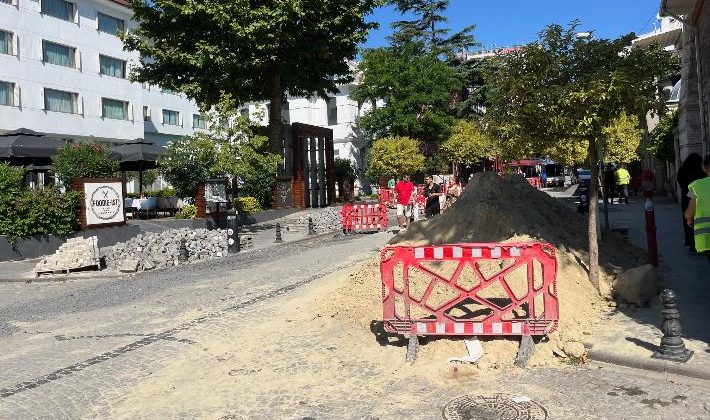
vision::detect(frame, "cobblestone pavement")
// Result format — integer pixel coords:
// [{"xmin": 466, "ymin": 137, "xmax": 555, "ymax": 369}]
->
[{"xmin": 0, "ymin": 228, "xmax": 709, "ymax": 419}]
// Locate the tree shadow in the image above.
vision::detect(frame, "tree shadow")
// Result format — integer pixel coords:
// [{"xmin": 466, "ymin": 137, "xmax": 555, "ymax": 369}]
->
[{"xmin": 625, "ymin": 336, "xmax": 660, "ymax": 353}]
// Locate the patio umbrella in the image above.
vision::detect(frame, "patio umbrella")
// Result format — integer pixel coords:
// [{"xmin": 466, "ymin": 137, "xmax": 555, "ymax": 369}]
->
[
  {"xmin": 109, "ymin": 140, "xmax": 167, "ymax": 194},
  {"xmin": 0, "ymin": 128, "xmax": 67, "ymax": 166}
]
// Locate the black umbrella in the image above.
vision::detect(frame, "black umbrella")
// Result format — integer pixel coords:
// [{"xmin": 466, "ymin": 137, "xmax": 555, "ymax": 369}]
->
[
  {"xmin": 109, "ymin": 140, "xmax": 167, "ymax": 193},
  {"xmin": 0, "ymin": 128, "xmax": 67, "ymax": 165}
]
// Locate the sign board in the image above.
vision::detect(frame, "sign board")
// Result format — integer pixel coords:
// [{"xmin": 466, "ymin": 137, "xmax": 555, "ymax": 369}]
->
[
  {"xmin": 205, "ymin": 179, "xmax": 228, "ymax": 203},
  {"xmin": 72, "ymin": 178, "xmax": 126, "ymax": 229}
]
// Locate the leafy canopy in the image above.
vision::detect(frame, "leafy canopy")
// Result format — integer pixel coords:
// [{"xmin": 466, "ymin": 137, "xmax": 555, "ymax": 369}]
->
[
  {"xmin": 647, "ymin": 110, "xmax": 678, "ymax": 162},
  {"xmin": 51, "ymin": 143, "xmax": 118, "ymax": 185},
  {"xmin": 367, "ymin": 136, "xmax": 426, "ymax": 177},
  {"xmin": 602, "ymin": 112, "xmax": 643, "ymax": 163},
  {"xmin": 441, "ymin": 120, "xmax": 499, "ymax": 164}
]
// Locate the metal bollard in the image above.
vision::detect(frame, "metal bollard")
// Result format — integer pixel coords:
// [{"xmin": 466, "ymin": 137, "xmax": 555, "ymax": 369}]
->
[
  {"xmin": 274, "ymin": 223, "xmax": 283, "ymax": 243},
  {"xmin": 652, "ymin": 289, "xmax": 693, "ymax": 362},
  {"xmin": 178, "ymin": 239, "xmax": 189, "ymax": 264},
  {"xmin": 227, "ymin": 215, "xmax": 240, "ymax": 254},
  {"xmin": 308, "ymin": 217, "xmax": 316, "ymax": 235}
]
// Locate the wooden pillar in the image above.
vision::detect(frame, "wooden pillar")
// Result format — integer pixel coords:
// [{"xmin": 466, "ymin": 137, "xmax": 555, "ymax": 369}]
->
[{"xmin": 195, "ymin": 183, "xmax": 207, "ymax": 218}]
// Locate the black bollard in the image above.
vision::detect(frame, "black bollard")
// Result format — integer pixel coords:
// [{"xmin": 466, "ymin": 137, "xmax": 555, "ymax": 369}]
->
[
  {"xmin": 652, "ymin": 289, "xmax": 693, "ymax": 362},
  {"xmin": 274, "ymin": 223, "xmax": 283, "ymax": 243},
  {"xmin": 227, "ymin": 215, "xmax": 240, "ymax": 254},
  {"xmin": 178, "ymin": 239, "xmax": 189, "ymax": 264},
  {"xmin": 308, "ymin": 217, "xmax": 316, "ymax": 235}
]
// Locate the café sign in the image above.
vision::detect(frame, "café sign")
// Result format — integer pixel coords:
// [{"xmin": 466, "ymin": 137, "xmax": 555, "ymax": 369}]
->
[{"xmin": 79, "ymin": 180, "xmax": 125, "ymax": 227}]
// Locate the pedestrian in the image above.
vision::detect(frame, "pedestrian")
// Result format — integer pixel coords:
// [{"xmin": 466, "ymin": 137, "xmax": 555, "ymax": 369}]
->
[
  {"xmin": 394, "ymin": 175, "xmax": 415, "ymax": 228},
  {"xmin": 444, "ymin": 177, "xmax": 461, "ymax": 210},
  {"xmin": 423, "ymin": 175, "xmax": 443, "ymax": 218},
  {"xmin": 615, "ymin": 164, "xmax": 631, "ymax": 204},
  {"xmin": 685, "ymin": 155, "xmax": 710, "ymax": 258},
  {"xmin": 540, "ymin": 170, "xmax": 548, "ymax": 189},
  {"xmin": 678, "ymin": 153, "xmax": 707, "ymax": 253},
  {"xmin": 387, "ymin": 177, "xmax": 396, "ymax": 189},
  {"xmin": 603, "ymin": 163, "xmax": 616, "ymax": 205}
]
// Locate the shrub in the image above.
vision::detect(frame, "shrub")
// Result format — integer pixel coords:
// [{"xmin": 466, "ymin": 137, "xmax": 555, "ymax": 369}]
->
[
  {"xmin": 334, "ymin": 158, "xmax": 356, "ymax": 181},
  {"xmin": 175, "ymin": 204, "xmax": 197, "ymax": 219},
  {"xmin": 52, "ymin": 143, "xmax": 119, "ymax": 185},
  {"xmin": 0, "ymin": 163, "xmax": 24, "ymax": 194},
  {"xmin": 0, "ymin": 187, "xmax": 79, "ymax": 242},
  {"xmin": 141, "ymin": 188, "xmax": 177, "ymax": 197},
  {"xmin": 234, "ymin": 196, "xmax": 263, "ymax": 213}
]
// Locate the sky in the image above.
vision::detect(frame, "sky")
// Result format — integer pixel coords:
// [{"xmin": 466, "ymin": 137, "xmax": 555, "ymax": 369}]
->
[{"xmin": 363, "ymin": 0, "xmax": 664, "ymax": 50}]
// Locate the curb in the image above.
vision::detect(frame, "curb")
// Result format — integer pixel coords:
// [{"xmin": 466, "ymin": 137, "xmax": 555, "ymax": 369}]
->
[{"xmin": 587, "ymin": 348, "xmax": 710, "ymax": 381}]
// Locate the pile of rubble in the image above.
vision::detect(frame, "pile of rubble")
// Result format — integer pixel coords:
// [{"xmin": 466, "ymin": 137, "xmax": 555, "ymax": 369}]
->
[
  {"xmin": 290, "ymin": 206, "xmax": 343, "ymax": 233},
  {"xmin": 104, "ymin": 228, "xmax": 239, "ymax": 272}
]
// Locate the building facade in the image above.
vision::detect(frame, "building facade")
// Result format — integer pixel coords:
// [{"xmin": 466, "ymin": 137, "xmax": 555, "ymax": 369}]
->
[{"xmin": 0, "ymin": 0, "xmax": 202, "ymax": 145}]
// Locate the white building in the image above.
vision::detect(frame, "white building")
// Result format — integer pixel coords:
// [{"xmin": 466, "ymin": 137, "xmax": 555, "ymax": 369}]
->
[{"xmin": 0, "ymin": 0, "xmax": 202, "ymax": 145}]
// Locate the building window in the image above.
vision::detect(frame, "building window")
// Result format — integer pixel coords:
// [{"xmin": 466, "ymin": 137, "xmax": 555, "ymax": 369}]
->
[
  {"xmin": 143, "ymin": 106, "xmax": 150, "ymax": 121},
  {"xmin": 0, "ymin": 30, "xmax": 13, "ymax": 55},
  {"xmin": 99, "ymin": 55, "xmax": 126, "ymax": 78},
  {"xmin": 162, "ymin": 109, "xmax": 179, "ymax": 126},
  {"xmin": 239, "ymin": 108, "xmax": 249, "ymax": 117},
  {"xmin": 44, "ymin": 88, "xmax": 77, "ymax": 114},
  {"xmin": 42, "ymin": 40, "xmax": 76, "ymax": 68},
  {"xmin": 97, "ymin": 12, "xmax": 124, "ymax": 35},
  {"xmin": 326, "ymin": 97, "xmax": 338, "ymax": 126},
  {"xmin": 193, "ymin": 114, "xmax": 206, "ymax": 129},
  {"xmin": 41, "ymin": 0, "xmax": 75, "ymax": 22},
  {"xmin": 102, "ymin": 98, "xmax": 128, "ymax": 120},
  {"xmin": 0, "ymin": 81, "xmax": 15, "ymax": 106}
]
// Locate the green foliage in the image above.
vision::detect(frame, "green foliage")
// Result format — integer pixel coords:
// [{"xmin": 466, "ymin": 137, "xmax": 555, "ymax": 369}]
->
[
  {"xmin": 51, "ymin": 143, "xmax": 118, "ymax": 185},
  {"xmin": 159, "ymin": 136, "xmax": 219, "ymax": 199},
  {"xmin": 485, "ymin": 22, "xmax": 679, "ymax": 161},
  {"xmin": 234, "ymin": 196, "xmax": 263, "ymax": 214},
  {"xmin": 441, "ymin": 120, "xmax": 499, "ymax": 164},
  {"xmin": 124, "ymin": 0, "xmax": 378, "ymax": 150},
  {"xmin": 0, "ymin": 163, "xmax": 24, "ymax": 194},
  {"xmin": 128, "ymin": 169, "xmax": 158, "ymax": 189},
  {"xmin": 367, "ymin": 136, "xmax": 426, "ymax": 176},
  {"xmin": 334, "ymin": 158, "xmax": 356, "ymax": 181},
  {"xmin": 648, "ymin": 110, "xmax": 678, "ymax": 162},
  {"xmin": 602, "ymin": 112, "xmax": 643, "ymax": 163},
  {"xmin": 128, "ymin": 188, "xmax": 177, "ymax": 198},
  {"xmin": 175, "ymin": 205, "xmax": 197, "ymax": 220},
  {"xmin": 0, "ymin": 188, "xmax": 79, "ymax": 242}
]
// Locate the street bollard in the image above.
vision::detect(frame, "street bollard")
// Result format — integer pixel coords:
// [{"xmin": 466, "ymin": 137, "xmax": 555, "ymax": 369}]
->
[
  {"xmin": 274, "ymin": 223, "xmax": 283, "ymax": 243},
  {"xmin": 308, "ymin": 217, "xmax": 316, "ymax": 235},
  {"xmin": 178, "ymin": 239, "xmax": 189, "ymax": 264},
  {"xmin": 652, "ymin": 289, "xmax": 693, "ymax": 363},
  {"xmin": 643, "ymin": 190, "xmax": 659, "ymax": 267},
  {"xmin": 227, "ymin": 215, "xmax": 240, "ymax": 254}
]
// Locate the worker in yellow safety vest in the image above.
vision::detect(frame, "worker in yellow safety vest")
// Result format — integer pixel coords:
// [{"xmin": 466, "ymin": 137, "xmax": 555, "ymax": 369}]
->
[
  {"xmin": 685, "ymin": 155, "xmax": 710, "ymax": 255},
  {"xmin": 615, "ymin": 164, "xmax": 631, "ymax": 204}
]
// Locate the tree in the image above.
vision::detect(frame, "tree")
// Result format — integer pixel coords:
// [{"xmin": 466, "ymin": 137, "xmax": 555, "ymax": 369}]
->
[
  {"xmin": 485, "ymin": 22, "xmax": 678, "ymax": 289},
  {"xmin": 124, "ymin": 0, "xmax": 378, "ymax": 153},
  {"xmin": 367, "ymin": 136, "xmax": 426, "ymax": 177},
  {"xmin": 158, "ymin": 136, "xmax": 219, "ymax": 199},
  {"xmin": 603, "ymin": 112, "xmax": 643, "ymax": 164},
  {"xmin": 441, "ymin": 119, "xmax": 499, "ymax": 170},
  {"xmin": 647, "ymin": 110, "xmax": 678, "ymax": 162}
]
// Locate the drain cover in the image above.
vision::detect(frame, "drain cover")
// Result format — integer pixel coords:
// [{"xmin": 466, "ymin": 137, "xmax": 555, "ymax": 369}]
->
[{"xmin": 443, "ymin": 395, "xmax": 548, "ymax": 420}]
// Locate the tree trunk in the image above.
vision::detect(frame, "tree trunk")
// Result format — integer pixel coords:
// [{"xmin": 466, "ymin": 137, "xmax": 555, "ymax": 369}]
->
[
  {"xmin": 588, "ymin": 138, "xmax": 601, "ymax": 291},
  {"xmin": 268, "ymin": 73, "xmax": 283, "ymax": 155}
]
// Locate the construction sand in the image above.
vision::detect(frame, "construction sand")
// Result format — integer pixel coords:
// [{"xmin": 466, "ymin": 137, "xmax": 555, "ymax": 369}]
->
[{"xmin": 321, "ymin": 172, "xmax": 648, "ymax": 373}]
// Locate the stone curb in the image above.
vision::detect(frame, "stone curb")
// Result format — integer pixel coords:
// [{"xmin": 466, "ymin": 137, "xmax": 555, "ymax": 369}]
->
[{"xmin": 587, "ymin": 348, "xmax": 710, "ymax": 381}]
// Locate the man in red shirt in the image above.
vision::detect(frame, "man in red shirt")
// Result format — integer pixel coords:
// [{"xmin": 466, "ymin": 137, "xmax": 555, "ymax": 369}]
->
[{"xmin": 394, "ymin": 175, "xmax": 415, "ymax": 228}]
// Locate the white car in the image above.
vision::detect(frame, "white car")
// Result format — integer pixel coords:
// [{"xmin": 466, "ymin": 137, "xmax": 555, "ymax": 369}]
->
[{"xmin": 577, "ymin": 169, "xmax": 592, "ymax": 185}]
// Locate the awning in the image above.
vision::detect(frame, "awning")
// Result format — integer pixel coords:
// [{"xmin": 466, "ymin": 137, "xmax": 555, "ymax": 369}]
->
[{"xmin": 660, "ymin": 0, "xmax": 698, "ymax": 17}]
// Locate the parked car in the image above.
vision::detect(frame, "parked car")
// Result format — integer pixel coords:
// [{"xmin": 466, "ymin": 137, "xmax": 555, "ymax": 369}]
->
[{"xmin": 577, "ymin": 169, "xmax": 592, "ymax": 185}]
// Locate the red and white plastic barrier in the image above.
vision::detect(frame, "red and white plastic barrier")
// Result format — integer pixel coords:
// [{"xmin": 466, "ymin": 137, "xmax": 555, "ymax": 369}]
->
[
  {"xmin": 381, "ymin": 242, "xmax": 559, "ymax": 337},
  {"xmin": 341, "ymin": 203, "xmax": 388, "ymax": 233}
]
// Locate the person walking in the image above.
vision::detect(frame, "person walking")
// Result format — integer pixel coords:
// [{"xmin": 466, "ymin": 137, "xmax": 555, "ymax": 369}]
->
[
  {"xmin": 540, "ymin": 170, "xmax": 548, "ymax": 189},
  {"xmin": 394, "ymin": 175, "xmax": 415, "ymax": 228},
  {"xmin": 444, "ymin": 177, "xmax": 461, "ymax": 210},
  {"xmin": 685, "ymin": 155, "xmax": 710, "ymax": 257},
  {"xmin": 603, "ymin": 163, "xmax": 616, "ymax": 205},
  {"xmin": 678, "ymin": 153, "xmax": 707, "ymax": 252},
  {"xmin": 615, "ymin": 164, "xmax": 631, "ymax": 204},
  {"xmin": 423, "ymin": 175, "xmax": 443, "ymax": 218}
]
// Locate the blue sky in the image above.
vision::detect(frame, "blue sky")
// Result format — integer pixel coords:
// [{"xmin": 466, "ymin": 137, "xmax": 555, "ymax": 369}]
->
[{"xmin": 363, "ymin": 0, "xmax": 664, "ymax": 50}]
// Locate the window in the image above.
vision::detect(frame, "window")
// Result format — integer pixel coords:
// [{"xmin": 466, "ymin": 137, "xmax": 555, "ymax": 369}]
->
[
  {"xmin": 99, "ymin": 55, "xmax": 126, "ymax": 78},
  {"xmin": 1, "ymin": 0, "xmax": 15, "ymax": 5},
  {"xmin": 42, "ymin": 40, "xmax": 76, "ymax": 68},
  {"xmin": 0, "ymin": 81, "xmax": 15, "ymax": 106},
  {"xmin": 162, "ymin": 109, "xmax": 179, "ymax": 126},
  {"xmin": 97, "ymin": 12, "xmax": 124, "ymax": 35},
  {"xmin": 143, "ymin": 106, "xmax": 150, "ymax": 121},
  {"xmin": 41, "ymin": 0, "xmax": 74, "ymax": 22},
  {"xmin": 102, "ymin": 98, "xmax": 128, "ymax": 120},
  {"xmin": 0, "ymin": 30, "xmax": 13, "ymax": 55},
  {"xmin": 239, "ymin": 108, "xmax": 249, "ymax": 117},
  {"xmin": 326, "ymin": 97, "xmax": 338, "ymax": 126},
  {"xmin": 193, "ymin": 114, "xmax": 206, "ymax": 129},
  {"xmin": 44, "ymin": 88, "xmax": 77, "ymax": 114}
]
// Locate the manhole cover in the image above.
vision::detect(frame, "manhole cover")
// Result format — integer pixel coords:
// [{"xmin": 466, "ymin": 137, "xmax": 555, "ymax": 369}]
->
[{"xmin": 443, "ymin": 395, "xmax": 548, "ymax": 420}]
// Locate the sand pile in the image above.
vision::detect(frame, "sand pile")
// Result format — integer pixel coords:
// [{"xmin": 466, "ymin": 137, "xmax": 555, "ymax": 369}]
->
[{"xmin": 318, "ymin": 173, "xmax": 647, "ymax": 378}]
